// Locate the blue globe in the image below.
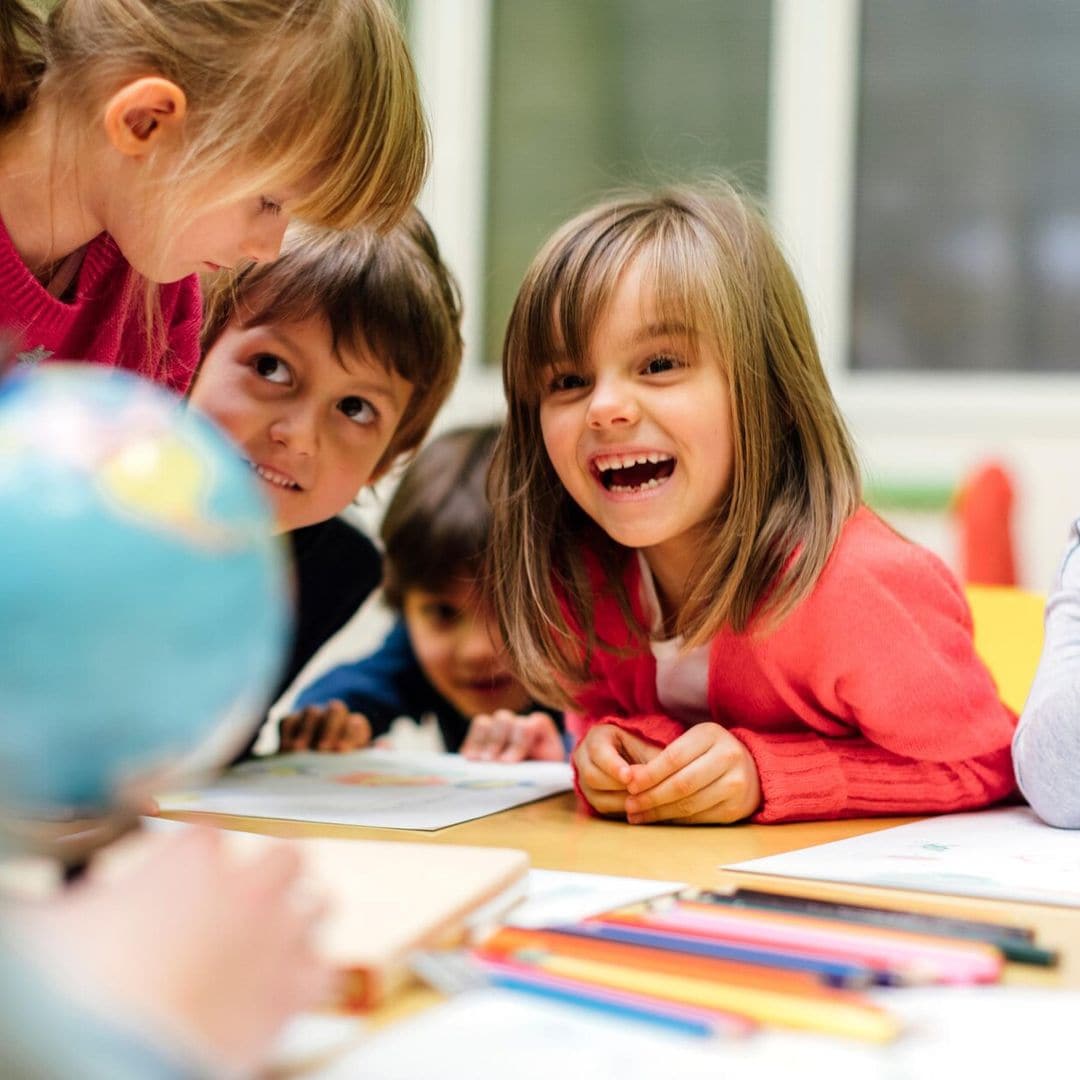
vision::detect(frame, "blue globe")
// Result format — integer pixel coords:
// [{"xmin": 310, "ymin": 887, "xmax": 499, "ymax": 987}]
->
[{"xmin": 0, "ymin": 365, "xmax": 292, "ymax": 814}]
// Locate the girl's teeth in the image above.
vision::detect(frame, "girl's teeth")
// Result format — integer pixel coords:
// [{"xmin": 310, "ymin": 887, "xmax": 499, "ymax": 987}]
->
[
  {"xmin": 610, "ymin": 476, "xmax": 665, "ymax": 493},
  {"xmin": 597, "ymin": 452, "xmax": 673, "ymax": 471}
]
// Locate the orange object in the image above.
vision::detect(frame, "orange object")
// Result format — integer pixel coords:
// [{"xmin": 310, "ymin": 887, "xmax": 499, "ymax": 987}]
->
[
  {"xmin": 954, "ymin": 462, "xmax": 1017, "ymax": 586},
  {"xmin": 477, "ymin": 925, "xmax": 852, "ymax": 997}
]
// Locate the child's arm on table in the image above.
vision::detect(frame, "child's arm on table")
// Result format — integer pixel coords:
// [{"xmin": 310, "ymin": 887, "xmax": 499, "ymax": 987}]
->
[
  {"xmin": 460, "ymin": 709, "xmax": 565, "ymax": 762},
  {"xmin": 627, "ymin": 545, "xmax": 1017, "ymax": 824},
  {"xmin": 571, "ymin": 723, "xmax": 663, "ymax": 817},
  {"xmin": 279, "ymin": 623, "xmax": 416, "ymax": 753},
  {"xmin": 279, "ymin": 699, "xmax": 372, "ymax": 753},
  {"xmin": 1014, "ymin": 519, "xmax": 1080, "ymax": 827},
  {"xmin": 622, "ymin": 723, "xmax": 761, "ymax": 824}
]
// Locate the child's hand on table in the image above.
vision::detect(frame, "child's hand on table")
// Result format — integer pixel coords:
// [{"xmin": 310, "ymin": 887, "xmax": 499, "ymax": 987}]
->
[
  {"xmin": 571, "ymin": 724, "xmax": 662, "ymax": 817},
  {"xmin": 622, "ymin": 722, "xmax": 761, "ymax": 824},
  {"xmin": 278, "ymin": 699, "xmax": 372, "ymax": 753},
  {"xmin": 460, "ymin": 710, "xmax": 565, "ymax": 762},
  {"xmin": 13, "ymin": 827, "xmax": 332, "ymax": 1076}
]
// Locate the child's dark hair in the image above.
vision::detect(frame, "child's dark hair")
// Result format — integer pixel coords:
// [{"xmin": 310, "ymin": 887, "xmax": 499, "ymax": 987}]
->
[
  {"xmin": 201, "ymin": 208, "xmax": 463, "ymax": 475},
  {"xmin": 380, "ymin": 424, "xmax": 500, "ymax": 608}
]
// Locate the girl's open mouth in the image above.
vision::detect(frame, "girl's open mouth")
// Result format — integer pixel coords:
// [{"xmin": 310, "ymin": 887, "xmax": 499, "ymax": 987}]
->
[{"xmin": 594, "ymin": 452, "xmax": 676, "ymax": 493}]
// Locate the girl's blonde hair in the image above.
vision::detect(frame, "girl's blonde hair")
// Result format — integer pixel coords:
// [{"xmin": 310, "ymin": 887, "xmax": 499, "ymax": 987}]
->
[
  {"xmin": 489, "ymin": 181, "xmax": 861, "ymax": 708},
  {"xmin": 1, "ymin": 0, "xmax": 427, "ymax": 373}
]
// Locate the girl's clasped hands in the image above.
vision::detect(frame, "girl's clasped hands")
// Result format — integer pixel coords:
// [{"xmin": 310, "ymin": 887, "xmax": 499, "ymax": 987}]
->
[{"xmin": 573, "ymin": 723, "xmax": 761, "ymax": 825}]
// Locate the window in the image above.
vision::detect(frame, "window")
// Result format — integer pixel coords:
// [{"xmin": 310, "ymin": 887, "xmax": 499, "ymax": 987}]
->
[
  {"xmin": 853, "ymin": 1, "xmax": 1080, "ymax": 374},
  {"xmin": 483, "ymin": 0, "xmax": 771, "ymax": 362}
]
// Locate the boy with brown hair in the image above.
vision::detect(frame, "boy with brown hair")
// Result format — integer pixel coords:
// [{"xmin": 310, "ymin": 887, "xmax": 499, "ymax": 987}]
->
[{"xmin": 191, "ymin": 210, "xmax": 462, "ymax": 719}]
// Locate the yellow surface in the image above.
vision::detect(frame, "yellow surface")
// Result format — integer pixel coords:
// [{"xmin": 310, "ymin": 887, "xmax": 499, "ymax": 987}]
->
[{"xmin": 965, "ymin": 584, "xmax": 1046, "ymax": 714}]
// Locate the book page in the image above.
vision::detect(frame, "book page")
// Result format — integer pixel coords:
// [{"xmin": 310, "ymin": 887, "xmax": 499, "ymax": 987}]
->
[
  {"xmin": 725, "ymin": 806, "xmax": 1080, "ymax": 907},
  {"xmin": 158, "ymin": 749, "xmax": 573, "ymax": 830}
]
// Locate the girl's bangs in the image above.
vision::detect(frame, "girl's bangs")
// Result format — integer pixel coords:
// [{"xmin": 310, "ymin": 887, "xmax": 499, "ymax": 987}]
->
[
  {"xmin": 638, "ymin": 227, "xmax": 718, "ymax": 366},
  {"xmin": 514, "ymin": 215, "xmax": 714, "ymax": 403}
]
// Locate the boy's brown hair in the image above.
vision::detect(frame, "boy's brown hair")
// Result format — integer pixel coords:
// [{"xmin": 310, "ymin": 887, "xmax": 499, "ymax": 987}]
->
[
  {"xmin": 380, "ymin": 424, "xmax": 499, "ymax": 609},
  {"xmin": 489, "ymin": 180, "xmax": 861, "ymax": 708},
  {"xmin": 200, "ymin": 208, "xmax": 463, "ymax": 476}
]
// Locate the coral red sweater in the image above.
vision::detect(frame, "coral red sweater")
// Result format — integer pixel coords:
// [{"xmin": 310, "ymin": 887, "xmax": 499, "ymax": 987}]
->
[
  {"xmin": 568, "ymin": 508, "xmax": 1018, "ymax": 823},
  {"xmin": 0, "ymin": 216, "xmax": 201, "ymax": 393}
]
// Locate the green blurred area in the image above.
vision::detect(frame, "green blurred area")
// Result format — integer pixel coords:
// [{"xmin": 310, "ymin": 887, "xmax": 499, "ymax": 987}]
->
[
  {"xmin": 484, "ymin": 0, "xmax": 771, "ymax": 364},
  {"xmin": 863, "ymin": 480, "xmax": 956, "ymax": 513}
]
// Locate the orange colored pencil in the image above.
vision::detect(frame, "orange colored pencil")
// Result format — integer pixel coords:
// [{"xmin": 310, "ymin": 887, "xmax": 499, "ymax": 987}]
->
[{"xmin": 478, "ymin": 926, "xmax": 861, "ymax": 1000}]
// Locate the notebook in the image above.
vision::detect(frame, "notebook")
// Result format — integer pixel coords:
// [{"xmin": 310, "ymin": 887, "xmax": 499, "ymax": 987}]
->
[{"xmin": 101, "ymin": 828, "xmax": 530, "ymax": 1008}]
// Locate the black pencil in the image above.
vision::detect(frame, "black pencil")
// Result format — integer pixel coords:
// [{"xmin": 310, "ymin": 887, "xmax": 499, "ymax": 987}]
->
[{"xmin": 685, "ymin": 888, "xmax": 1058, "ymax": 968}]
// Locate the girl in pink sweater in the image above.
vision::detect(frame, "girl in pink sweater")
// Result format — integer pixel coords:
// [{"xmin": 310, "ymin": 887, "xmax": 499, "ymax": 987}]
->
[
  {"xmin": 488, "ymin": 182, "xmax": 1017, "ymax": 825},
  {"xmin": 0, "ymin": 0, "xmax": 426, "ymax": 392}
]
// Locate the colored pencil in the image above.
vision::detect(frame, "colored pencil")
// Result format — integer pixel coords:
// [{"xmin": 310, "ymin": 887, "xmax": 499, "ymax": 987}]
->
[
  {"xmin": 687, "ymin": 888, "xmax": 1057, "ymax": 967},
  {"xmin": 506, "ymin": 950, "xmax": 900, "ymax": 1043},
  {"xmin": 552, "ymin": 920, "xmax": 881, "ymax": 987},
  {"xmin": 600, "ymin": 904, "xmax": 1003, "ymax": 984},
  {"xmin": 476, "ymin": 956, "xmax": 754, "ymax": 1037},
  {"xmin": 478, "ymin": 926, "xmax": 864, "ymax": 997}
]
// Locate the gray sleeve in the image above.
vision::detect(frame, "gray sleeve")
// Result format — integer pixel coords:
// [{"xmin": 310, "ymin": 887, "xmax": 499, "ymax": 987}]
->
[{"xmin": 1014, "ymin": 516, "xmax": 1080, "ymax": 827}]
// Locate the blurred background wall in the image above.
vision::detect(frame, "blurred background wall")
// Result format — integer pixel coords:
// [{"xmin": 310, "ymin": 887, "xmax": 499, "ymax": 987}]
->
[{"xmin": 395, "ymin": 0, "xmax": 1080, "ymax": 591}]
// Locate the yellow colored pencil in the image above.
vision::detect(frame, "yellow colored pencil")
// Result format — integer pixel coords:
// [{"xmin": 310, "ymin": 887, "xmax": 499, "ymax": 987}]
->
[{"xmin": 530, "ymin": 952, "xmax": 901, "ymax": 1043}]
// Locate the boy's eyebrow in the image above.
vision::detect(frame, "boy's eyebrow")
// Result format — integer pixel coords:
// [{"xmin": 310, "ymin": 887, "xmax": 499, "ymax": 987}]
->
[{"xmin": 260, "ymin": 325, "xmax": 409, "ymax": 408}]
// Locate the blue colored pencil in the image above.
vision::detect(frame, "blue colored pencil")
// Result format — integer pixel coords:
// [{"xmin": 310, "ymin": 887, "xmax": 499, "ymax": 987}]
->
[
  {"xmin": 558, "ymin": 920, "xmax": 883, "ymax": 987},
  {"xmin": 488, "ymin": 970, "xmax": 718, "ymax": 1037}
]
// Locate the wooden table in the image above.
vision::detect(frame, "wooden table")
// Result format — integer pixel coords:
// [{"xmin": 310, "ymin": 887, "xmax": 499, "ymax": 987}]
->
[{"xmin": 163, "ymin": 791, "xmax": 1080, "ymax": 1024}]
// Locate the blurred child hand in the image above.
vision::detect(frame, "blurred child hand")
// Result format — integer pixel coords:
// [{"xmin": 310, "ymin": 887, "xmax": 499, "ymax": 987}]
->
[
  {"xmin": 460, "ymin": 710, "xmax": 565, "ymax": 763},
  {"xmin": 14, "ymin": 827, "xmax": 332, "ymax": 1075},
  {"xmin": 571, "ymin": 723, "xmax": 662, "ymax": 817},
  {"xmin": 279, "ymin": 699, "xmax": 372, "ymax": 753},
  {"xmin": 622, "ymin": 723, "xmax": 761, "ymax": 824}
]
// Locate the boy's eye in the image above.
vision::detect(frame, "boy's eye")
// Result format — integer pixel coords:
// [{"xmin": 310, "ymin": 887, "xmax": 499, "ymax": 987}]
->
[
  {"xmin": 547, "ymin": 370, "xmax": 588, "ymax": 393},
  {"xmin": 258, "ymin": 196, "xmax": 283, "ymax": 216},
  {"xmin": 423, "ymin": 601, "xmax": 461, "ymax": 626},
  {"xmin": 339, "ymin": 395, "xmax": 377, "ymax": 426},
  {"xmin": 252, "ymin": 353, "xmax": 291, "ymax": 384},
  {"xmin": 644, "ymin": 354, "xmax": 681, "ymax": 375}
]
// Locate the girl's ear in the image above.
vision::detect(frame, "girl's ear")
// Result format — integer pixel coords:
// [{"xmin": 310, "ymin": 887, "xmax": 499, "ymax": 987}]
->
[{"xmin": 103, "ymin": 77, "xmax": 188, "ymax": 158}]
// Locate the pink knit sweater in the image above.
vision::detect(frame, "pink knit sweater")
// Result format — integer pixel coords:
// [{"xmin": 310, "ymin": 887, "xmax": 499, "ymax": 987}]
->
[
  {"xmin": 0, "ymin": 216, "xmax": 201, "ymax": 393},
  {"xmin": 567, "ymin": 508, "xmax": 1019, "ymax": 823}
]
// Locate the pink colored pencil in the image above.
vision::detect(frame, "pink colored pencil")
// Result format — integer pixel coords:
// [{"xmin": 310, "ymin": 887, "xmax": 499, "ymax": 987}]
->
[{"xmin": 597, "ymin": 904, "xmax": 1002, "ymax": 985}]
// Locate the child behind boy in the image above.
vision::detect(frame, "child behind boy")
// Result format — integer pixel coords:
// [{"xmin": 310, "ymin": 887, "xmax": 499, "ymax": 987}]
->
[
  {"xmin": 190, "ymin": 211, "xmax": 462, "ymax": 732},
  {"xmin": 280, "ymin": 425, "xmax": 565, "ymax": 761}
]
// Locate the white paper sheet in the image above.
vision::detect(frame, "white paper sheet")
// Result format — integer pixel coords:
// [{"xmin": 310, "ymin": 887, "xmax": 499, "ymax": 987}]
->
[
  {"xmin": 302, "ymin": 986, "xmax": 1080, "ymax": 1079},
  {"xmin": 506, "ymin": 869, "xmax": 686, "ymax": 928},
  {"xmin": 725, "ymin": 806, "xmax": 1080, "ymax": 907},
  {"xmin": 309, "ymin": 990, "xmax": 731, "ymax": 1079},
  {"xmin": 157, "ymin": 749, "xmax": 573, "ymax": 830}
]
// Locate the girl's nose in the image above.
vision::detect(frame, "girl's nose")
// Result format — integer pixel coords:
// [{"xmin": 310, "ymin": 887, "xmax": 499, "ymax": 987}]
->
[
  {"xmin": 243, "ymin": 213, "xmax": 289, "ymax": 264},
  {"xmin": 585, "ymin": 376, "xmax": 640, "ymax": 429}
]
